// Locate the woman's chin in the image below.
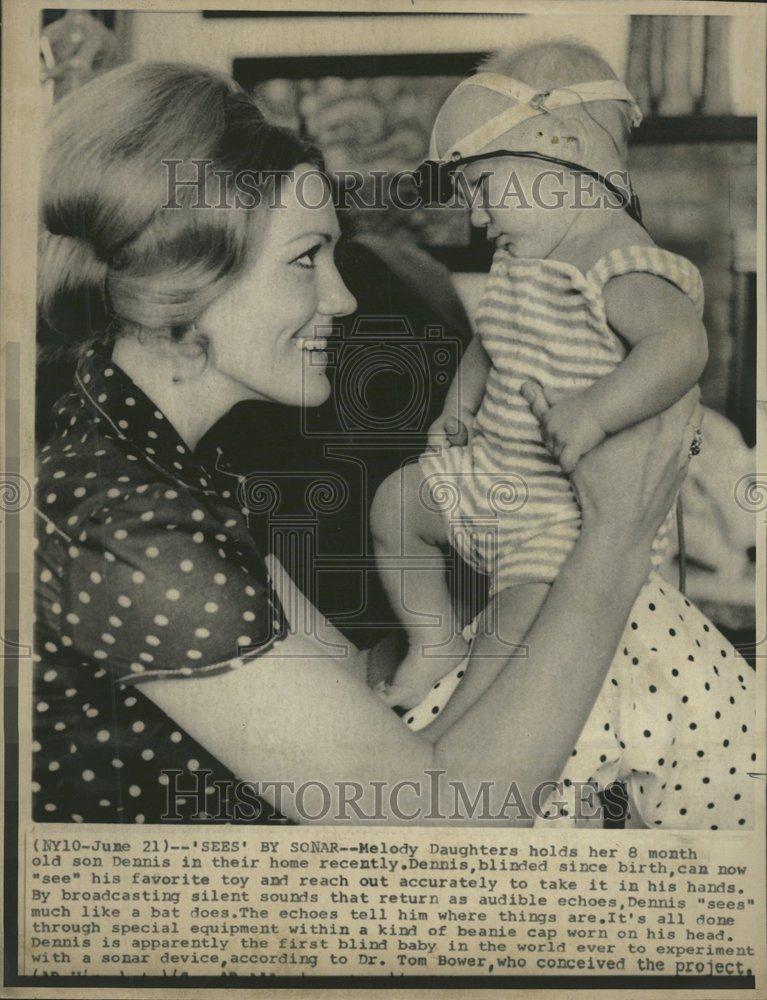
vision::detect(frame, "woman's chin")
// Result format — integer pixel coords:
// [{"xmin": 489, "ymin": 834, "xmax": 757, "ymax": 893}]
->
[
  {"xmin": 239, "ymin": 368, "xmax": 331, "ymax": 408},
  {"xmin": 296, "ymin": 369, "xmax": 332, "ymax": 408}
]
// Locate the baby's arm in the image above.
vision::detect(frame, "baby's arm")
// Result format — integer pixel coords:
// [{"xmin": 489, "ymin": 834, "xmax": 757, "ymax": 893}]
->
[
  {"xmin": 448, "ymin": 334, "xmax": 490, "ymax": 414},
  {"xmin": 543, "ymin": 274, "xmax": 708, "ymax": 472},
  {"xmin": 587, "ymin": 273, "xmax": 708, "ymax": 432},
  {"xmin": 428, "ymin": 335, "xmax": 490, "ymax": 449}
]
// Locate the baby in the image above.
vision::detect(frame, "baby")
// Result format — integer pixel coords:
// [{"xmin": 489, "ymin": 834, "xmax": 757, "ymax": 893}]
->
[
  {"xmin": 372, "ymin": 40, "xmax": 710, "ymax": 711},
  {"xmin": 370, "ymin": 42, "xmax": 755, "ymax": 829}
]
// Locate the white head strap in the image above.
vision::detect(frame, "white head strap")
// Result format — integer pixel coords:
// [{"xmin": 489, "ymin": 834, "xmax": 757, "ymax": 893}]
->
[{"xmin": 429, "ymin": 73, "xmax": 643, "ymax": 161}]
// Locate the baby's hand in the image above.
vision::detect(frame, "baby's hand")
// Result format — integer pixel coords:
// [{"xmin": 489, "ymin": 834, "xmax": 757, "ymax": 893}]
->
[
  {"xmin": 522, "ymin": 384, "xmax": 606, "ymax": 474},
  {"xmin": 427, "ymin": 406, "xmax": 474, "ymax": 452}
]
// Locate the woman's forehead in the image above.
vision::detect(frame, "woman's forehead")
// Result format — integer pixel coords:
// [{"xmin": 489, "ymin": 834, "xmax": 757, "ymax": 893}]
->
[{"xmin": 273, "ymin": 167, "xmax": 339, "ymax": 242}]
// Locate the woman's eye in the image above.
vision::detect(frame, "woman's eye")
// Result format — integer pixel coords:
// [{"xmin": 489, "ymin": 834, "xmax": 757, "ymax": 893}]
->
[{"xmin": 292, "ymin": 245, "xmax": 321, "ymax": 270}]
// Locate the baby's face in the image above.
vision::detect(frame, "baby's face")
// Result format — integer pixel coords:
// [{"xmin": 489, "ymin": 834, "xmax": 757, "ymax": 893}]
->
[
  {"xmin": 457, "ymin": 155, "xmax": 586, "ymax": 260},
  {"xmin": 435, "ymin": 88, "xmax": 589, "ymax": 259}
]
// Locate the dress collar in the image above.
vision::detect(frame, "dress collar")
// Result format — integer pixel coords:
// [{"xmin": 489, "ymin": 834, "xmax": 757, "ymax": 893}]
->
[{"xmin": 72, "ymin": 346, "xmax": 225, "ymax": 499}]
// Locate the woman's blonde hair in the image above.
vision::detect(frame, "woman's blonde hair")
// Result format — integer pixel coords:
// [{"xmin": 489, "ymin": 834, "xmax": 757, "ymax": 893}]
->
[{"xmin": 38, "ymin": 61, "xmax": 323, "ymax": 355}]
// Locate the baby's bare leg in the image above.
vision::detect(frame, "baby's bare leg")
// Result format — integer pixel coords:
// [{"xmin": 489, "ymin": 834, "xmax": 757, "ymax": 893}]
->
[{"xmin": 371, "ymin": 463, "xmax": 468, "ymax": 708}]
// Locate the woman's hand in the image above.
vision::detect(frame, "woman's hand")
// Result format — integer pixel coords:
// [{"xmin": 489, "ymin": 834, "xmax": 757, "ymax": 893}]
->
[{"xmin": 521, "ymin": 380, "xmax": 701, "ymax": 543}]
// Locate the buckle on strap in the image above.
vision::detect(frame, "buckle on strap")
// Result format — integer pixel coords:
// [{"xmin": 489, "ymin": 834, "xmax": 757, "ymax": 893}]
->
[{"xmin": 528, "ymin": 90, "xmax": 551, "ymax": 111}]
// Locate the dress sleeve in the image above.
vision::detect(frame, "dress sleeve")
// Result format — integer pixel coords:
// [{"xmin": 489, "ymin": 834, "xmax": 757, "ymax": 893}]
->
[{"xmin": 51, "ymin": 484, "xmax": 287, "ymax": 684}]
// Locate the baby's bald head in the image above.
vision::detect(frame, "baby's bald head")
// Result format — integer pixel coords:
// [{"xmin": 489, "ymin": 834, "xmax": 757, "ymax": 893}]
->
[
  {"xmin": 482, "ymin": 39, "xmax": 620, "ymax": 92},
  {"xmin": 482, "ymin": 41, "xmax": 632, "ymax": 154},
  {"xmin": 432, "ymin": 40, "xmax": 632, "ymax": 168}
]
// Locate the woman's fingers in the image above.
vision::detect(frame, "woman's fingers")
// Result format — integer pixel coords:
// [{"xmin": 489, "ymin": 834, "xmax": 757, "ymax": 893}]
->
[
  {"xmin": 427, "ymin": 420, "xmax": 449, "ymax": 452},
  {"xmin": 427, "ymin": 414, "xmax": 473, "ymax": 452},
  {"xmin": 559, "ymin": 445, "xmax": 579, "ymax": 475},
  {"xmin": 521, "ymin": 380, "xmax": 565, "ymax": 420}
]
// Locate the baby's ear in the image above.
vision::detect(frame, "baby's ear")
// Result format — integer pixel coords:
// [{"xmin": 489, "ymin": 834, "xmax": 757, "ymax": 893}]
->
[{"xmin": 549, "ymin": 114, "xmax": 589, "ymax": 159}]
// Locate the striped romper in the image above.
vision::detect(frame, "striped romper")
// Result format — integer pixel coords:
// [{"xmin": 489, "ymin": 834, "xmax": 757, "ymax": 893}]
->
[
  {"xmin": 420, "ymin": 244, "xmax": 704, "ymax": 595},
  {"xmin": 405, "ymin": 246, "xmax": 755, "ymax": 830}
]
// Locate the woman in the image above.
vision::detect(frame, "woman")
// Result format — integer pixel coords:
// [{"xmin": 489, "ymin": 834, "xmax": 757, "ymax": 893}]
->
[{"xmin": 34, "ymin": 61, "xmax": 700, "ymax": 826}]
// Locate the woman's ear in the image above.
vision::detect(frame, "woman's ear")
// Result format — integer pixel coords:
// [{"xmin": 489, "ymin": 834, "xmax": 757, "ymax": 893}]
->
[
  {"xmin": 135, "ymin": 323, "xmax": 208, "ymax": 384},
  {"xmin": 172, "ymin": 323, "xmax": 209, "ymax": 382}
]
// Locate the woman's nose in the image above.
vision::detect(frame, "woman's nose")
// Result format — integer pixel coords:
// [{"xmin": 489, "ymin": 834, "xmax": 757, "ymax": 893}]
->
[{"xmin": 318, "ymin": 265, "xmax": 357, "ymax": 318}]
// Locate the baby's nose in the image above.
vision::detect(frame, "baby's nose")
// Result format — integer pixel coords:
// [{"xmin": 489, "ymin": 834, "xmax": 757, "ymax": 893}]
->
[{"xmin": 471, "ymin": 203, "xmax": 492, "ymax": 228}]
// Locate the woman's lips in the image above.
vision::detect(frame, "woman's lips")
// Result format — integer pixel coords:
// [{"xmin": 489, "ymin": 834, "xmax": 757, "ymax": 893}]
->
[
  {"xmin": 298, "ymin": 336, "xmax": 328, "ymax": 351},
  {"xmin": 297, "ymin": 336, "xmax": 329, "ymax": 367}
]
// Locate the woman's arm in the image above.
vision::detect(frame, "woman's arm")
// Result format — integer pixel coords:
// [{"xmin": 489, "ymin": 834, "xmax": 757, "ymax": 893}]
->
[
  {"xmin": 432, "ymin": 522, "xmax": 651, "ymax": 796},
  {"xmin": 265, "ymin": 551, "xmax": 370, "ymax": 685},
  {"xmin": 424, "ymin": 373, "xmax": 702, "ymax": 741},
  {"xmin": 418, "ymin": 582, "xmax": 550, "ymax": 743},
  {"xmin": 141, "ymin": 526, "xmax": 644, "ymax": 825},
  {"xmin": 141, "ymin": 391, "xmax": 700, "ymax": 825}
]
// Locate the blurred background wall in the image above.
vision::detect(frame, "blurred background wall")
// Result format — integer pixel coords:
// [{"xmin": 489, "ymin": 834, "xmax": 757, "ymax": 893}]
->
[{"xmin": 125, "ymin": 10, "xmax": 760, "ymax": 117}]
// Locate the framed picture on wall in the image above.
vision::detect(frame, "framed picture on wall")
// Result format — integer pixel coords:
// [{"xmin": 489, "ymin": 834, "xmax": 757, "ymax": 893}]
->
[{"xmin": 233, "ymin": 52, "xmax": 494, "ymax": 271}]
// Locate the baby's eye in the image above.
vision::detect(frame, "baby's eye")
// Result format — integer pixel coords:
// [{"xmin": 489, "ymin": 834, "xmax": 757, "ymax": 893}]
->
[
  {"xmin": 292, "ymin": 244, "xmax": 321, "ymax": 270},
  {"xmin": 459, "ymin": 175, "xmax": 488, "ymax": 210}
]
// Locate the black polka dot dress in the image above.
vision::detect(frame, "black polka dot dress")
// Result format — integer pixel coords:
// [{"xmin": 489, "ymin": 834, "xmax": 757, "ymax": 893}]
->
[
  {"xmin": 34, "ymin": 347, "xmax": 290, "ymax": 824},
  {"xmin": 407, "ymin": 574, "xmax": 756, "ymax": 829}
]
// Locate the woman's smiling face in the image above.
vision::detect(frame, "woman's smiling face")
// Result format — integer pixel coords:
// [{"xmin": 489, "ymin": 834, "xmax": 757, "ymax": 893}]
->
[{"xmin": 197, "ymin": 164, "xmax": 357, "ymax": 408}]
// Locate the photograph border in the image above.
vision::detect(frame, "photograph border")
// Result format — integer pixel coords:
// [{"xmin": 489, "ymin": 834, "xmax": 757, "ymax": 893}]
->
[{"xmin": 2, "ymin": 0, "xmax": 765, "ymax": 993}]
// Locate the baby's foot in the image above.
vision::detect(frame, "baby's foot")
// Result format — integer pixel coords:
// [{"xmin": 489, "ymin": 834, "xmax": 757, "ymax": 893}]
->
[{"xmin": 376, "ymin": 640, "xmax": 468, "ymax": 710}]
